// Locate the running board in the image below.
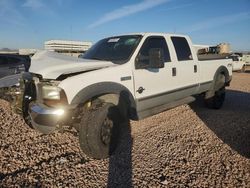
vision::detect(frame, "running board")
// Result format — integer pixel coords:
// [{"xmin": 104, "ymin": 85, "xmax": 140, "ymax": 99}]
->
[{"xmin": 137, "ymin": 96, "xmax": 195, "ymax": 120}]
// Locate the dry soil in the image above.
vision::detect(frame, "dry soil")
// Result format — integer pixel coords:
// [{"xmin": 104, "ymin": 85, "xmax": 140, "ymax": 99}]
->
[{"xmin": 0, "ymin": 71, "xmax": 250, "ymax": 187}]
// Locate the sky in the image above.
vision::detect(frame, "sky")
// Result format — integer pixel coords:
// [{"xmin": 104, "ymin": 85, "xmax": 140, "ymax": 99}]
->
[{"xmin": 0, "ymin": 0, "xmax": 250, "ymax": 51}]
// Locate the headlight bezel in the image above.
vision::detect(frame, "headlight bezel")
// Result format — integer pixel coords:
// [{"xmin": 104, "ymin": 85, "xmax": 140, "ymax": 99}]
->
[
  {"xmin": 42, "ymin": 85, "xmax": 61, "ymax": 100},
  {"xmin": 41, "ymin": 84, "xmax": 68, "ymax": 107}
]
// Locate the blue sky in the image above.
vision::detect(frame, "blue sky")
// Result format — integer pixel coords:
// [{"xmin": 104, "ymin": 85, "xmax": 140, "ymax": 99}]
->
[{"xmin": 0, "ymin": 0, "xmax": 250, "ymax": 51}]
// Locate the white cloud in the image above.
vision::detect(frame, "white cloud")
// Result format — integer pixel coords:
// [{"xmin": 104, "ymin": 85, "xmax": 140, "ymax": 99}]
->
[
  {"xmin": 22, "ymin": 0, "xmax": 44, "ymax": 9},
  {"xmin": 185, "ymin": 12, "xmax": 250, "ymax": 33},
  {"xmin": 160, "ymin": 2, "xmax": 193, "ymax": 12},
  {"xmin": 88, "ymin": 0, "xmax": 171, "ymax": 29}
]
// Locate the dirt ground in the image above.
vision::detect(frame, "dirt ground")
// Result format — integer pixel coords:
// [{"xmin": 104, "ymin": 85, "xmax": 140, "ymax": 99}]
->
[{"xmin": 0, "ymin": 70, "xmax": 250, "ymax": 187}]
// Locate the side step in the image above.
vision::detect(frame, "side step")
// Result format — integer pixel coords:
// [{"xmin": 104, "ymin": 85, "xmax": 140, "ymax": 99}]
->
[{"xmin": 138, "ymin": 96, "xmax": 195, "ymax": 120}]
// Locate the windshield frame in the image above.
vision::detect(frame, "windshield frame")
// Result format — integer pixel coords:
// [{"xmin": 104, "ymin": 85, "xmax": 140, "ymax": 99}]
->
[{"xmin": 82, "ymin": 35, "xmax": 143, "ymax": 64}]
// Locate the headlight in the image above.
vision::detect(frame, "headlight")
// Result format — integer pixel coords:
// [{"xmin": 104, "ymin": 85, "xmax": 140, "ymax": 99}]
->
[
  {"xmin": 42, "ymin": 85, "xmax": 61, "ymax": 100},
  {"xmin": 42, "ymin": 85, "xmax": 68, "ymax": 107}
]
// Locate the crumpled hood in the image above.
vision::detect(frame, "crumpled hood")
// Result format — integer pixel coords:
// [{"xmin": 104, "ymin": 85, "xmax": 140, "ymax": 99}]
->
[{"xmin": 29, "ymin": 50, "xmax": 116, "ymax": 79}]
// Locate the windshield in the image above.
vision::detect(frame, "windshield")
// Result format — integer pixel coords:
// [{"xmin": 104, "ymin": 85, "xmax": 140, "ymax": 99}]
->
[{"xmin": 83, "ymin": 35, "xmax": 142, "ymax": 64}]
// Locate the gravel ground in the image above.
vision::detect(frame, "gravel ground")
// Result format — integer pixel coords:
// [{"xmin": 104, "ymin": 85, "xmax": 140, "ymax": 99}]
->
[{"xmin": 0, "ymin": 70, "xmax": 250, "ymax": 187}]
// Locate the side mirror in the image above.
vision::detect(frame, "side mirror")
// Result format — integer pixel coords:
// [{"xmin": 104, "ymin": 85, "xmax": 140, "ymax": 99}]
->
[{"xmin": 149, "ymin": 48, "xmax": 165, "ymax": 69}]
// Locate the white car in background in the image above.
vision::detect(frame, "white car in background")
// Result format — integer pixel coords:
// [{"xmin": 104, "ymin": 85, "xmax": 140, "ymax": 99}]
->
[
  {"xmin": 242, "ymin": 54, "xmax": 250, "ymax": 66},
  {"xmin": 230, "ymin": 55, "xmax": 246, "ymax": 72}
]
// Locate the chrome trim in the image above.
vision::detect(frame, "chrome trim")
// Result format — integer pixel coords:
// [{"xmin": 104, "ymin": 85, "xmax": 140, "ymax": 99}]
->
[
  {"xmin": 138, "ymin": 83, "xmax": 198, "ymax": 102},
  {"xmin": 29, "ymin": 103, "xmax": 65, "ymax": 134},
  {"xmin": 31, "ymin": 104, "xmax": 64, "ymax": 115}
]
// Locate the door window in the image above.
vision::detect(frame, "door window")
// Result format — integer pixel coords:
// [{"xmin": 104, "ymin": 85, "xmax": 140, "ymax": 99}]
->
[
  {"xmin": 135, "ymin": 37, "xmax": 171, "ymax": 69},
  {"xmin": 171, "ymin": 37, "xmax": 193, "ymax": 61}
]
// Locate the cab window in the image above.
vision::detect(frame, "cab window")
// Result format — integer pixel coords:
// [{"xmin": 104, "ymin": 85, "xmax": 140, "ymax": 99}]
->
[
  {"xmin": 135, "ymin": 37, "xmax": 171, "ymax": 69},
  {"xmin": 171, "ymin": 37, "xmax": 193, "ymax": 61}
]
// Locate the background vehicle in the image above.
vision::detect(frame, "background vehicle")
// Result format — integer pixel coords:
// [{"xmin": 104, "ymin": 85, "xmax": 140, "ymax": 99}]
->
[
  {"xmin": 0, "ymin": 54, "xmax": 30, "ymax": 88},
  {"xmin": 230, "ymin": 54, "xmax": 246, "ymax": 72},
  {"xmin": 242, "ymin": 54, "xmax": 250, "ymax": 66},
  {"xmin": 13, "ymin": 33, "xmax": 232, "ymax": 159}
]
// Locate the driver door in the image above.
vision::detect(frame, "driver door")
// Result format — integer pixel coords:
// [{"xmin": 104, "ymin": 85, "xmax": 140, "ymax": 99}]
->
[{"xmin": 133, "ymin": 36, "xmax": 178, "ymax": 114}]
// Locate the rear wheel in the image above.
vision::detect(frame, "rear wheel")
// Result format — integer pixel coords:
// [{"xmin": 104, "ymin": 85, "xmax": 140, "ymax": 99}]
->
[
  {"xmin": 205, "ymin": 73, "xmax": 226, "ymax": 109},
  {"xmin": 79, "ymin": 103, "xmax": 122, "ymax": 159},
  {"xmin": 241, "ymin": 65, "xmax": 246, "ymax": 73},
  {"xmin": 205, "ymin": 86, "xmax": 225, "ymax": 109}
]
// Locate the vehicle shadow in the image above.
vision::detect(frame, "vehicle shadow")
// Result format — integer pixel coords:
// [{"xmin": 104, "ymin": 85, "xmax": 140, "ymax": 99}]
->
[
  {"xmin": 189, "ymin": 89, "xmax": 250, "ymax": 158},
  {"xmin": 107, "ymin": 91, "xmax": 133, "ymax": 187},
  {"xmin": 107, "ymin": 119, "xmax": 133, "ymax": 187}
]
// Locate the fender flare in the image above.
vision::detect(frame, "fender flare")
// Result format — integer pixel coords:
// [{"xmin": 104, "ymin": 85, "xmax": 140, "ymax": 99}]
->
[
  {"xmin": 213, "ymin": 65, "xmax": 230, "ymax": 83},
  {"xmin": 205, "ymin": 66, "xmax": 230, "ymax": 99},
  {"xmin": 71, "ymin": 82, "xmax": 138, "ymax": 120},
  {"xmin": 211, "ymin": 65, "xmax": 230, "ymax": 89}
]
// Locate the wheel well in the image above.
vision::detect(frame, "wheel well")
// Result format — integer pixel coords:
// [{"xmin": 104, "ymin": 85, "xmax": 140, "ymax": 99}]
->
[
  {"xmin": 71, "ymin": 82, "xmax": 138, "ymax": 120},
  {"xmin": 81, "ymin": 93, "xmax": 136, "ymax": 120},
  {"xmin": 97, "ymin": 93, "xmax": 120, "ymax": 105},
  {"xmin": 205, "ymin": 67, "xmax": 228, "ymax": 99},
  {"xmin": 213, "ymin": 66, "xmax": 230, "ymax": 85}
]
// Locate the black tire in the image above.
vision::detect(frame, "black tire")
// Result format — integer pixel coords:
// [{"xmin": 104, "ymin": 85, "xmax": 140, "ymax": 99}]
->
[
  {"xmin": 22, "ymin": 81, "xmax": 35, "ymax": 129},
  {"xmin": 22, "ymin": 97, "xmax": 33, "ymax": 128},
  {"xmin": 241, "ymin": 65, "xmax": 246, "ymax": 73},
  {"xmin": 79, "ymin": 103, "xmax": 121, "ymax": 159},
  {"xmin": 205, "ymin": 87, "xmax": 225, "ymax": 109}
]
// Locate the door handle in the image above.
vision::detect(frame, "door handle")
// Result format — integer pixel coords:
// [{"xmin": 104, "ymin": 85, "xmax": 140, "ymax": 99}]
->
[
  {"xmin": 137, "ymin": 87, "xmax": 145, "ymax": 94},
  {"xmin": 194, "ymin": 65, "xmax": 197, "ymax": 73},
  {"xmin": 172, "ymin": 67, "xmax": 176, "ymax": 76}
]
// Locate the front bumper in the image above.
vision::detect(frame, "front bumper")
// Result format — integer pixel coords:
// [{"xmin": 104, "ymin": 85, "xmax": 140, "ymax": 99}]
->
[
  {"xmin": 29, "ymin": 103, "xmax": 73, "ymax": 134},
  {"xmin": 10, "ymin": 72, "xmax": 73, "ymax": 134}
]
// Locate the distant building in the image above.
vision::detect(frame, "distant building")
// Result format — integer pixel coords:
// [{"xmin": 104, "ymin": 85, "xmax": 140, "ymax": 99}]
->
[
  {"xmin": 0, "ymin": 48, "xmax": 18, "ymax": 54},
  {"xmin": 44, "ymin": 40, "xmax": 92, "ymax": 57},
  {"xmin": 19, "ymin": 48, "xmax": 38, "ymax": 56}
]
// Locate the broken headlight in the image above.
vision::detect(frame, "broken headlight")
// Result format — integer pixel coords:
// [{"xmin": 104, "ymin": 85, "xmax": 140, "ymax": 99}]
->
[{"xmin": 42, "ymin": 85, "xmax": 68, "ymax": 107}]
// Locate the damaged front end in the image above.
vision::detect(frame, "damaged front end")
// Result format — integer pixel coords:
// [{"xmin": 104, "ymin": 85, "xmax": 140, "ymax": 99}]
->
[{"xmin": 11, "ymin": 72, "xmax": 75, "ymax": 134}]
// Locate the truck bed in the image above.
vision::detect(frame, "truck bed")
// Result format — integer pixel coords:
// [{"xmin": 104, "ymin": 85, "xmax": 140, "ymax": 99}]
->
[{"xmin": 198, "ymin": 54, "xmax": 230, "ymax": 61}]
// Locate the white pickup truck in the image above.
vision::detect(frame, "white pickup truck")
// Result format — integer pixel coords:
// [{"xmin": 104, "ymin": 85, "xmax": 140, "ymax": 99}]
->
[
  {"xmin": 14, "ymin": 33, "xmax": 232, "ymax": 159},
  {"xmin": 230, "ymin": 54, "xmax": 246, "ymax": 72}
]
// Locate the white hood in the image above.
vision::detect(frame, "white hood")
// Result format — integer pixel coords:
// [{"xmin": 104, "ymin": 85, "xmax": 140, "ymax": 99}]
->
[{"xmin": 29, "ymin": 50, "xmax": 116, "ymax": 79}]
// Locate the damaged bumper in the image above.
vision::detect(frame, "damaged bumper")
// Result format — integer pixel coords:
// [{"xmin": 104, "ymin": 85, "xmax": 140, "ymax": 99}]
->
[
  {"xmin": 29, "ymin": 103, "xmax": 67, "ymax": 134},
  {"xmin": 12, "ymin": 72, "xmax": 75, "ymax": 134}
]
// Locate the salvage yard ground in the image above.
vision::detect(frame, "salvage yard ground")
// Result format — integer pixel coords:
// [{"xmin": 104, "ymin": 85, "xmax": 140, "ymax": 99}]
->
[{"xmin": 0, "ymin": 69, "xmax": 250, "ymax": 187}]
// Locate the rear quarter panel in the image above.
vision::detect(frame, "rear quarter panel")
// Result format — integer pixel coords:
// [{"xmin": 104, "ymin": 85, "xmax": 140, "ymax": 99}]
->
[{"xmin": 198, "ymin": 59, "xmax": 232, "ymax": 84}]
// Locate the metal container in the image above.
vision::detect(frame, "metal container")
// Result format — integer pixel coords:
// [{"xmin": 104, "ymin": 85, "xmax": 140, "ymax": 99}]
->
[{"xmin": 218, "ymin": 43, "xmax": 230, "ymax": 54}]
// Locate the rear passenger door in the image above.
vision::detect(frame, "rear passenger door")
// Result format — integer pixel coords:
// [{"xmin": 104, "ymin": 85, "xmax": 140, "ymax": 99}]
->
[{"xmin": 170, "ymin": 36, "xmax": 199, "ymax": 95}]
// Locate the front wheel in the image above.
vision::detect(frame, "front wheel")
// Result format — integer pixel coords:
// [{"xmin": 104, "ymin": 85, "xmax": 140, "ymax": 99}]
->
[
  {"xmin": 79, "ymin": 103, "xmax": 121, "ymax": 159},
  {"xmin": 205, "ymin": 87, "xmax": 226, "ymax": 109},
  {"xmin": 22, "ymin": 94, "xmax": 34, "ymax": 128}
]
